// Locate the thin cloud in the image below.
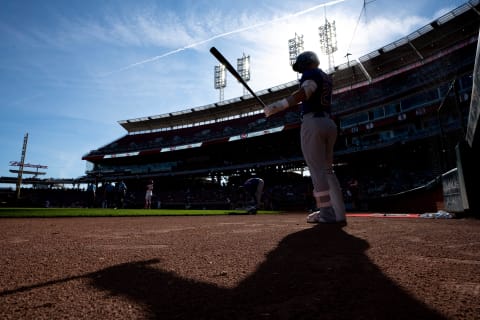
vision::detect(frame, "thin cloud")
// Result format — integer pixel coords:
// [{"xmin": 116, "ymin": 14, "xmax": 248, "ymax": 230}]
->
[{"xmin": 100, "ymin": 0, "xmax": 346, "ymax": 77}]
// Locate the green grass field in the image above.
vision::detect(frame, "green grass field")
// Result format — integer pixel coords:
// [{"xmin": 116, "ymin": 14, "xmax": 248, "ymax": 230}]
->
[{"xmin": 0, "ymin": 208, "xmax": 282, "ymax": 218}]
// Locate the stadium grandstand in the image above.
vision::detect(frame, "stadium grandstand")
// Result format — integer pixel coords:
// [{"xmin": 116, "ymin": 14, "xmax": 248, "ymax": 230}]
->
[{"xmin": 4, "ymin": 1, "xmax": 479, "ymax": 211}]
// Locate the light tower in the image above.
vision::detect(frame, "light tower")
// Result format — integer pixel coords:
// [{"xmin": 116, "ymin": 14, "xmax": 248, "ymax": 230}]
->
[
  {"xmin": 214, "ymin": 64, "xmax": 226, "ymax": 102},
  {"xmin": 9, "ymin": 133, "xmax": 47, "ymax": 199},
  {"xmin": 237, "ymin": 53, "xmax": 251, "ymax": 96},
  {"xmin": 15, "ymin": 133, "xmax": 28, "ymax": 199},
  {"xmin": 288, "ymin": 33, "xmax": 304, "ymax": 66},
  {"xmin": 9, "ymin": 161, "xmax": 48, "ymax": 179},
  {"xmin": 319, "ymin": 16, "xmax": 338, "ymax": 70}
]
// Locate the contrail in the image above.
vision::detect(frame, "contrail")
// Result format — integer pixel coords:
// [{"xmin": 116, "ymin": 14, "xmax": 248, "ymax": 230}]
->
[{"xmin": 101, "ymin": 0, "xmax": 346, "ymax": 77}]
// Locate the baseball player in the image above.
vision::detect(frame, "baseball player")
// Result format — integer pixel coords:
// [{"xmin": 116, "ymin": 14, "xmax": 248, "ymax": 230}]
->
[
  {"xmin": 242, "ymin": 177, "xmax": 264, "ymax": 214},
  {"xmin": 144, "ymin": 180, "xmax": 154, "ymax": 209},
  {"xmin": 264, "ymin": 51, "xmax": 346, "ymax": 224}
]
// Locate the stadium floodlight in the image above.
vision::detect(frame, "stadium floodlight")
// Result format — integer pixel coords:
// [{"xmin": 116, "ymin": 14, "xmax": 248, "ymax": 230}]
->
[
  {"xmin": 214, "ymin": 64, "xmax": 227, "ymax": 102},
  {"xmin": 289, "ymin": 33, "xmax": 304, "ymax": 80},
  {"xmin": 345, "ymin": 52, "xmax": 352, "ymax": 70},
  {"xmin": 319, "ymin": 18, "xmax": 338, "ymax": 70},
  {"xmin": 288, "ymin": 33, "xmax": 304, "ymax": 66},
  {"xmin": 237, "ymin": 53, "xmax": 251, "ymax": 96}
]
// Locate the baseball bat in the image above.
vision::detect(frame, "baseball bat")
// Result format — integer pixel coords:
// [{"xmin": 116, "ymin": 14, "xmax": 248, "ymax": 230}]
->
[{"xmin": 210, "ymin": 47, "xmax": 267, "ymax": 109}]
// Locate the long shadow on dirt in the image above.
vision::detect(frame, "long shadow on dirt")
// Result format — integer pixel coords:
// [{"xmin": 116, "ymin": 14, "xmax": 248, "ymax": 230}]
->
[{"xmin": 91, "ymin": 224, "xmax": 446, "ymax": 319}]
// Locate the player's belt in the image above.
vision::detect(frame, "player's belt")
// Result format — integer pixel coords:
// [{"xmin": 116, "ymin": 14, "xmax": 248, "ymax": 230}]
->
[
  {"xmin": 301, "ymin": 111, "xmax": 330, "ymax": 119},
  {"xmin": 313, "ymin": 111, "xmax": 330, "ymax": 118}
]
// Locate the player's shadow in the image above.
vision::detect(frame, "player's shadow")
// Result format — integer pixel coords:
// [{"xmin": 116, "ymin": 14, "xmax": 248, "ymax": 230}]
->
[{"xmin": 91, "ymin": 225, "xmax": 446, "ymax": 319}]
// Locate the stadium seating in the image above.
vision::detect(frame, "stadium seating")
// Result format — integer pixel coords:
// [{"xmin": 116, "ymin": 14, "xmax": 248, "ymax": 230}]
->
[{"xmin": 61, "ymin": 2, "xmax": 480, "ymax": 210}]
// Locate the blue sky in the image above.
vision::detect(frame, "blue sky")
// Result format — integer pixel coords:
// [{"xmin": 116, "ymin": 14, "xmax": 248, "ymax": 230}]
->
[{"xmin": 0, "ymin": 0, "xmax": 469, "ymax": 183}]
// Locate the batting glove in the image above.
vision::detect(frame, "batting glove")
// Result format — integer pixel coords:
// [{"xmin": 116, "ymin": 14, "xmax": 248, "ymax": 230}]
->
[{"xmin": 264, "ymin": 98, "xmax": 289, "ymax": 117}]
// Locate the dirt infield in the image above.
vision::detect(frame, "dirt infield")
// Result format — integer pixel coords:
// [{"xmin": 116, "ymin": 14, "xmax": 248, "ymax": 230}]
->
[{"xmin": 1, "ymin": 214, "xmax": 479, "ymax": 319}]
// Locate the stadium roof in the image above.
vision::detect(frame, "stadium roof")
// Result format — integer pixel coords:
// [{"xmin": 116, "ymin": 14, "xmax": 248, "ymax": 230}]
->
[
  {"xmin": 118, "ymin": 81, "xmax": 298, "ymax": 132},
  {"xmin": 118, "ymin": 0, "xmax": 480, "ymax": 134}
]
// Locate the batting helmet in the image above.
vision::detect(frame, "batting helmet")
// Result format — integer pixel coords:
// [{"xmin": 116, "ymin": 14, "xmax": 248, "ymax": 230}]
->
[{"xmin": 292, "ymin": 51, "xmax": 320, "ymax": 73}]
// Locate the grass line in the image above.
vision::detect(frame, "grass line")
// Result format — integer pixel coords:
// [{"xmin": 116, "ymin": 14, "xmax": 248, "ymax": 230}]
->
[{"xmin": 0, "ymin": 208, "xmax": 281, "ymax": 218}]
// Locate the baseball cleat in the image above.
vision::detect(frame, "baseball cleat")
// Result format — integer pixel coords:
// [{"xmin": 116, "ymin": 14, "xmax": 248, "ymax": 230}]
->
[{"xmin": 307, "ymin": 207, "xmax": 345, "ymax": 224}]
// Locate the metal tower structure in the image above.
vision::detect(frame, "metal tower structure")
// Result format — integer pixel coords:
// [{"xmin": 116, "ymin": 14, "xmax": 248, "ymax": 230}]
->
[
  {"xmin": 10, "ymin": 133, "xmax": 48, "ymax": 199},
  {"xmin": 214, "ymin": 64, "xmax": 227, "ymax": 102},
  {"xmin": 236, "ymin": 53, "xmax": 251, "ymax": 96},
  {"xmin": 319, "ymin": 18, "xmax": 338, "ymax": 70},
  {"xmin": 288, "ymin": 33, "xmax": 304, "ymax": 66},
  {"xmin": 15, "ymin": 133, "xmax": 28, "ymax": 199}
]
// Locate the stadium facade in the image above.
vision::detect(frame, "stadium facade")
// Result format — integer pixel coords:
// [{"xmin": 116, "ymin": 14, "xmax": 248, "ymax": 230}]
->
[{"xmin": 79, "ymin": 1, "xmax": 480, "ymax": 211}]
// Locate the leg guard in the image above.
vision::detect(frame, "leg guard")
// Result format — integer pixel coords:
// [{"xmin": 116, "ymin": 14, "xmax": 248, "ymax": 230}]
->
[{"xmin": 327, "ymin": 172, "xmax": 346, "ymax": 221}]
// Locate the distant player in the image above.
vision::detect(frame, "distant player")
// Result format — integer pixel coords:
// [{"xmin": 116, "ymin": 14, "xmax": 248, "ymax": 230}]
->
[
  {"xmin": 243, "ymin": 177, "xmax": 264, "ymax": 214},
  {"xmin": 264, "ymin": 51, "xmax": 346, "ymax": 224},
  {"xmin": 116, "ymin": 180, "xmax": 127, "ymax": 209},
  {"xmin": 144, "ymin": 180, "xmax": 154, "ymax": 209},
  {"xmin": 86, "ymin": 182, "xmax": 96, "ymax": 208},
  {"xmin": 104, "ymin": 181, "xmax": 115, "ymax": 208},
  {"xmin": 347, "ymin": 177, "xmax": 360, "ymax": 211}
]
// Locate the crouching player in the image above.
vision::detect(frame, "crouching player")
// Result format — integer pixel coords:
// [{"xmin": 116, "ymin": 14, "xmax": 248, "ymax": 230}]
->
[{"xmin": 243, "ymin": 177, "xmax": 264, "ymax": 214}]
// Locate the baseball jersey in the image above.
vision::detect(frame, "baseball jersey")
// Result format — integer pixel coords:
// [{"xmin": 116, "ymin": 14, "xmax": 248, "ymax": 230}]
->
[{"xmin": 299, "ymin": 68, "xmax": 332, "ymax": 115}]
